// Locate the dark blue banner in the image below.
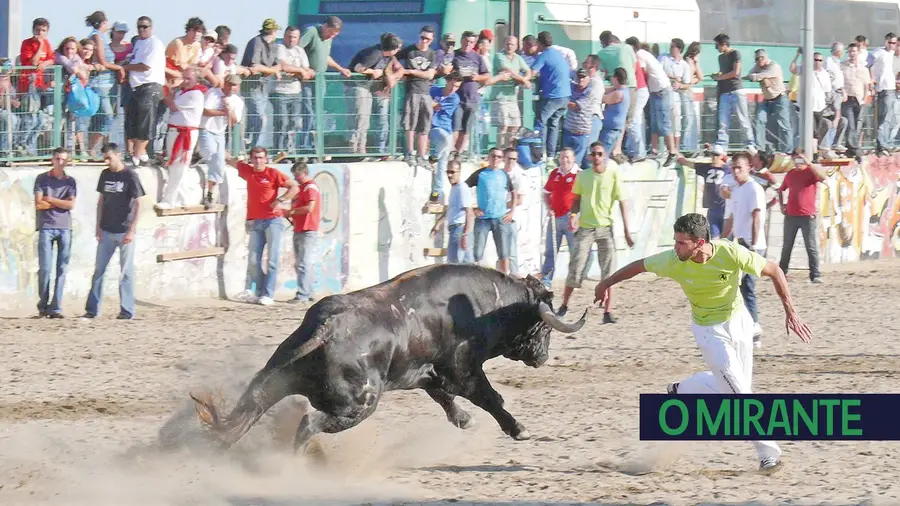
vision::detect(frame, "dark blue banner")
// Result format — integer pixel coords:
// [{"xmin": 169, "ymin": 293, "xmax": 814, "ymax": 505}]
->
[{"xmin": 639, "ymin": 394, "xmax": 900, "ymax": 441}]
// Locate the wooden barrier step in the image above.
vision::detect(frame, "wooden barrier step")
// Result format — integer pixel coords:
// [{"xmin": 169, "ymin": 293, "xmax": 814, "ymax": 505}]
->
[
  {"xmin": 157, "ymin": 247, "xmax": 225, "ymax": 263},
  {"xmin": 422, "ymin": 203, "xmax": 445, "ymax": 214},
  {"xmin": 423, "ymin": 247, "xmax": 447, "ymax": 258},
  {"xmin": 155, "ymin": 204, "xmax": 225, "ymax": 217}
]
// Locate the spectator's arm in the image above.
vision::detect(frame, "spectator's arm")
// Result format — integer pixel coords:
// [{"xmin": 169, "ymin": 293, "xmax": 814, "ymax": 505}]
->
[
  {"xmin": 91, "ymin": 34, "xmax": 122, "ymax": 72},
  {"xmin": 45, "ymin": 195, "xmax": 76, "ymax": 210},
  {"xmin": 328, "ymin": 56, "xmax": 352, "ymax": 77},
  {"xmin": 278, "ymin": 177, "xmax": 300, "ymax": 203},
  {"xmin": 34, "ymin": 191, "xmax": 51, "ymax": 210}
]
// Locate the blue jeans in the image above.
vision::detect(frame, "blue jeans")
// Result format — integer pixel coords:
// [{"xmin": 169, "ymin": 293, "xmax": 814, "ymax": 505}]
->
[
  {"xmin": 540, "ymin": 214, "xmax": 590, "ymax": 286},
  {"xmin": 715, "ymin": 91, "xmax": 755, "ymax": 150},
  {"xmin": 248, "ymin": 218, "xmax": 284, "ymax": 299},
  {"xmin": 755, "ymin": 94, "xmax": 793, "ymax": 153},
  {"xmin": 37, "ymin": 228, "xmax": 72, "ymax": 315},
  {"xmin": 430, "ymin": 128, "xmax": 452, "ymax": 200},
  {"xmin": 246, "ymin": 86, "xmax": 269, "ymax": 148},
  {"xmin": 739, "ymin": 246, "xmax": 766, "ymax": 324},
  {"xmin": 649, "ymin": 90, "xmax": 673, "ymax": 136},
  {"xmin": 292, "ymin": 231, "xmax": 316, "ymax": 299},
  {"xmin": 679, "ymin": 90, "xmax": 699, "ymax": 152},
  {"xmin": 473, "ymin": 218, "xmax": 511, "ymax": 262},
  {"xmin": 626, "ymin": 87, "xmax": 649, "ymax": 159},
  {"xmin": 876, "ymin": 90, "xmax": 897, "ymax": 150},
  {"xmin": 447, "ymin": 223, "xmax": 473, "ymax": 264},
  {"xmin": 534, "ymin": 96, "xmax": 569, "ymax": 159},
  {"xmin": 89, "ymin": 85, "xmax": 115, "ymax": 135},
  {"xmin": 271, "ymin": 92, "xmax": 303, "ymax": 152},
  {"xmin": 85, "ymin": 230, "xmax": 136, "ymax": 318},
  {"xmin": 503, "ymin": 219, "xmax": 519, "ymax": 275},
  {"xmin": 298, "ymin": 85, "xmax": 315, "ymax": 152},
  {"xmin": 563, "ymin": 129, "xmax": 590, "ymax": 169},
  {"xmin": 599, "ymin": 126, "xmax": 622, "ymax": 155}
]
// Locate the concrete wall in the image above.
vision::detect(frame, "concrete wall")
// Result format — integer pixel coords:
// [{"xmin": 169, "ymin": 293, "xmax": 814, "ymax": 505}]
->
[{"xmin": 3, "ymin": 153, "xmax": 896, "ymax": 313}]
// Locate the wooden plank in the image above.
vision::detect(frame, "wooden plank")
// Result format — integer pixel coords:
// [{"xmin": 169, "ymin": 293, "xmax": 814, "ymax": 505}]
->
[
  {"xmin": 423, "ymin": 247, "xmax": 447, "ymax": 257},
  {"xmin": 818, "ymin": 158, "xmax": 854, "ymax": 166},
  {"xmin": 157, "ymin": 247, "xmax": 225, "ymax": 263},
  {"xmin": 155, "ymin": 204, "xmax": 225, "ymax": 217},
  {"xmin": 422, "ymin": 203, "xmax": 445, "ymax": 214}
]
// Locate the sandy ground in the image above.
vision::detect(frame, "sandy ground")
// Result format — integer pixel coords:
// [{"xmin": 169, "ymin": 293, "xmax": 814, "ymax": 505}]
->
[{"xmin": 2, "ymin": 259, "xmax": 900, "ymax": 506}]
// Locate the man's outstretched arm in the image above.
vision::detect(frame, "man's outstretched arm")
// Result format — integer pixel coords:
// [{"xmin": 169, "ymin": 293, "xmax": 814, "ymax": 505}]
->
[
  {"xmin": 760, "ymin": 260, "xmax": 812, "ymax": 343},
  {"xmin": 594, "ymin": 259, "xmax": 648, "ymax": 305}
]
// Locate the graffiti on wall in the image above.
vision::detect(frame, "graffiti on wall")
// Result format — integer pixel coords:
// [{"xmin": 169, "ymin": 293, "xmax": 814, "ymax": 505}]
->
[{"xmin": 818, "ymin": 155, "xmax": 900, "ymax": 263}]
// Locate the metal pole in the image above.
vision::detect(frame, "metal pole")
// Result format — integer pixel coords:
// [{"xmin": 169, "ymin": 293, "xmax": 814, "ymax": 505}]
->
[{"xmin": 800, "ymin": 0, "xmax": 815, "ymax": 154}]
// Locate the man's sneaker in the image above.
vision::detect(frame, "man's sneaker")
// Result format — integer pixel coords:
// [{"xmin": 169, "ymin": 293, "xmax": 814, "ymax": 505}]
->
[
  {"xmin": 202, "ymin": 191, "xmax": 214, "ymax": 209},
  {"xmin": 753, "ymin": 322, "xmax": 763, "ymax": 348},
  {"xmin": 117, "ymin": 313, "xmax": 133, "ymax": 320},
  {"xmin": 667, "ymin": 382, "xmax": 679, "ymax": 394},
  {"xmin": 155, "ymin": 202, "xmax": 173, "ymax": 211},
  {"xmin": 759, "ymin": 457, "xmax": 783, "ymax": 475},
  {"xmin": 232, "ymin": 289, "xmax": 257, "ymax": 304},
  {"xmin": 404, "ymin": 152, "xmax": 415, "ymax": 165},
  {"xmin": 80, "ymin": 313, "xmax": 97, "ymax": 321},
  {"xmin": 556, "ymin": 305, "xmax": 568, "ymax": 317},
  {"xmin": 747, "ymin": 146, "xmax": 759, "ymax": 156},
  {"xmin": 258, "ymin": 296, "xmax": 275, "ymax": 306},
  {"xmin": 810, "ymin": 277, "xmax": 824, "ymax": 284},
  {"xmin": 603, "ymin": 312, "xmax": 617, "ymax": 324},
  {"xmin": 663, "ymin": 152, "xmax": 676, "ymax": 167},
  {"xmin": 48, "ymin": 313, "xmax": 64, "ymax": 319}
]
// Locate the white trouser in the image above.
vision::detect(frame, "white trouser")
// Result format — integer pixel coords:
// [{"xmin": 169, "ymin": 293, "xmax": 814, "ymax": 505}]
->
[
  {"xmin": 678, "ymin": 306, "xmax": 782, "ymax": 462},
  {"xmin": 162, "ymin": 128, "xmax": 199, "ymax": 206}
]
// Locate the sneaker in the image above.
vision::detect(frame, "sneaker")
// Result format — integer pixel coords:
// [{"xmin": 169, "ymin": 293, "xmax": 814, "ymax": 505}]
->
[
  {"xmin": 231, "ymin": 289, "xmax": 257, "ymax": 303},
  {"xmin": 202, "ymin": 191, "xmax": 214, "ymax": 209},
  {"xmin": 257, "ymin": 296, "xmax": 275, "ymax": 306},
  {"xmin": 48, "ymin": 313, "xmax": 64, "ymax": 319},
  {"xmin": 747, "ymin": 146, "xmax": 759, "ymax": 156},
  {"xmin": 663, "ymin": 153, "xmax": 676, "ymax": 167},
  {"xmin": 117, "ymin": 313, "xmax": 133, "ymax": 320},
  {"xmin": 287, "ymin": 295, "xmax": 310, "ymax": 305},
  {"xmin": 759, "ymin": 457, "xmax": 783, "ymax": 475},
  {"xmin": 556, "ymin": 305, "xmax": 568, "ymax": 317},
  {"xmin": 810, "ymin": 277, "xmax": 824, "ymax": 284},
  {"xmin": 155, "ymin": 202, "xmax": 173, "ymax": 211},
  {"xmin": 80, "ymin": 313, "xmax": 97, "ymax": 321},
  {"xmin": 667, "ymin": 382, "xmax": 679, "ymax": 394},
  {"xmin": 603, "ymin": 312, "xmax": 617, "ymax": 324}
]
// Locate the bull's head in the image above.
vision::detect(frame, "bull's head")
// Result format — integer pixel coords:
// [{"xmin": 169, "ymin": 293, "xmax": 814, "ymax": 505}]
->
[{"xmin": 505, "ymin": 275, "xmax": 588, "ymax": 368}]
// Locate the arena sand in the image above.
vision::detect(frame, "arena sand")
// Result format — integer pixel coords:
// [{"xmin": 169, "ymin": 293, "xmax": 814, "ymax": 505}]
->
[{"xmin": 2, "ymin": 259, "xmax": 900, "ymax": 506}]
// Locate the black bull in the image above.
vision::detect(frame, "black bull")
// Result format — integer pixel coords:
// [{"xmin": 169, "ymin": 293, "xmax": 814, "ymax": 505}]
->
[{"xmin": 191, "ymin": 263, "xmax": 587, "ymax": 451}]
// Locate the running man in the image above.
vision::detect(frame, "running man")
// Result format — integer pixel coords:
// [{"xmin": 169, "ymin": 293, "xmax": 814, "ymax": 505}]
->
[{"xmin": 593, "ymin": 212, "xmax": 812, "ymax": 473}]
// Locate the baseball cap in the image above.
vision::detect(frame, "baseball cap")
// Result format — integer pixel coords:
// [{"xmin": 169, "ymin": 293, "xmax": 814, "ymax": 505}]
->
[
  {"xmin": 576, "ymin": 68, "xmax": 588, "ymax": 78},
  {"xmin": 113, "ymin": 21, "xmax": 129, "ymax": 33},
  {"xmin": 262, "ymin": 18, "xmax": 281, "ymax": 32},
  {"xmin": 442, "ymin": 33, "xmax": 456, "ymax": 43},
  {"xmin": 479, "ymin": 28, "xmax": 493, "ymax": 40},
  {"xmin": 225, "ymin": 74, "xmax": 242, "ymax": 86},
  {"xmin": 204, "ymin": 30, "xmax": 217, "ymax": 42}
]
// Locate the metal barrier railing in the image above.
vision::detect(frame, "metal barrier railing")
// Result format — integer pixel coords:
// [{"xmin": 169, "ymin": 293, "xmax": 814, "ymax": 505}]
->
[{"xmin": 0, "ymin": 65, "xmax": 884, "ymax": 164}]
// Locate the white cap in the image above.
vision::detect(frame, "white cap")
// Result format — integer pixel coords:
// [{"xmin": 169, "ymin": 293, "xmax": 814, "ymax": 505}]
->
[{"xmin": 112, "ymin": 21, "xmax": 129, "ymax": 33}]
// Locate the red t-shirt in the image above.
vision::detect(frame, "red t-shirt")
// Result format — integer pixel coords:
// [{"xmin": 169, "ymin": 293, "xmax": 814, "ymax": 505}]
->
[
  {"xmin": 237, "ymin": 162, "xmax": 289, "ymax": 220},
  {"xmin": 292, "ymin": 180, "xmax": 321, "ymax": 232},
  {"xmin": 635, "ymin": 61, "xmax": 647, "ymax": 89},
  {"xmin": 544, "ymin": 167, "xmax": 581, "ymax": 217},
  {"xmin": 779, "ymin": 166, "xmax": 820, "ymax": 216},
  {"xmin": 18, "ymin": 38, "xmax": 54, "ymax": 92}
]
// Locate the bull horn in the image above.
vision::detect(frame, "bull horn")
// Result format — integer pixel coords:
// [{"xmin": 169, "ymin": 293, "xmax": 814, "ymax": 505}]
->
[{"xmin": 538, "ymin": 302, "xmax": 587, "ymax": 333}]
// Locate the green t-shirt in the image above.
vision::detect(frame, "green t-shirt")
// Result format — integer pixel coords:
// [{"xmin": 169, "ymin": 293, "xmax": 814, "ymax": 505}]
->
[
  {"xmin": 643, "ymin": 239, "xmax": 768, "ymax": 326},
  {"xmin": 300, "ymin": 25, "xmax": 333, "ymax": 73},
  {"xmin": 598, "ymin": 44, "xmax": 637, "ymax": 88},
  {"xmin": 492, "ymin": 51, "xmax": 529, "ymax": 101},
  {"xmin": 572, "ymin": 163, "xmax": 625, "ymax": 229}
]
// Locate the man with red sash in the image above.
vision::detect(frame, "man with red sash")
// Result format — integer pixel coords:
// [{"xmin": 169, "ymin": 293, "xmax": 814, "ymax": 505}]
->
[{"xmin": 156, "ymin": 67, "xmax": 207, "ymax": 210}]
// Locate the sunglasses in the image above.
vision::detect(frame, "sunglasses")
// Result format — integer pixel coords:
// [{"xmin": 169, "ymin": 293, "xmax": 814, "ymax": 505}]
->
[
  {"xmin": 138, "ymin": 25, "xmax": 151, "ymax": 29},
  {"xmin": 591, "ymin": 151, "xmax": 606, "ymax": 157}
]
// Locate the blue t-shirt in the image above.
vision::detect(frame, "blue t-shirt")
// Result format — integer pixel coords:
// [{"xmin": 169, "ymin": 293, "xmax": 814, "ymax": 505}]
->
[
  {"xmin": 464, "ymin": 167, "xmax": 514, "ymax": 220},
  {"xmin": 447, "ymin": 181, "xmax": 474, "ymax": 226},
  {"xmin": 694, "ymin": 162, "xmax": 733, "ymax": 214},
  {"xmin": 602, "ymin": 87, "xmax": 630, "ymax": 131},
  {"xmin": 430, "ymin": 85, "xmax": 460, "ymax": 134},
  {"xmin": 452, "ymin": 50, "xmax": 488, "ymax": 105},
  {"xmin": 33, "ymin": 171, "xmax": 77, "ymax": 230},
  {"xmin": 530, "ymin": 47, "xmax": 572, "ymax": 100}
]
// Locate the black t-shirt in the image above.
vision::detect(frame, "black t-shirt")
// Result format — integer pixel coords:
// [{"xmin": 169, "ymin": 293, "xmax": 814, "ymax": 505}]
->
[
  {"xmin": 97, "ymin": 168, "xmax": 146, "ymax": 233},
  {"xmin": 396, "ymin": 44, "xmax": 436, "ymax": 95},
  {"xmin": 349, "ymin": 45, "xmax": 392, "ymax": 93},
  {"xmin": 693, "ymin": 162, "xmax": 731, "ymax": 211},
  {"xmin": 717, "ymin": 49, "xmax": 742, "ymax": 94}
]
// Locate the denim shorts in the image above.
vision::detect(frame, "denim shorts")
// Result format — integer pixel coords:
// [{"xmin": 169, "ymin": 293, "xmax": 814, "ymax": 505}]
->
[{"xmin": 650, "ymin": 90, "xmax": 673, "ymax": 136}]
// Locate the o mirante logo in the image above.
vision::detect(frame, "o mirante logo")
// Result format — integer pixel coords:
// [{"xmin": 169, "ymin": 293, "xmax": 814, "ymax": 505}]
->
[{"xmin": 638, "ymin": 394, "xmax": 896, "ymax": 441}]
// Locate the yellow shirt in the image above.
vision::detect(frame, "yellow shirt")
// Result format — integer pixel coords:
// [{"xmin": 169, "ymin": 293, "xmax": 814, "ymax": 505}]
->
[
  {"xmin": 643, "ymin": 239, "xmax": 768, "ymax": 326},
  {"xmin": 572, "ymin": 162, "xmax": 625, "ymax": 229}
]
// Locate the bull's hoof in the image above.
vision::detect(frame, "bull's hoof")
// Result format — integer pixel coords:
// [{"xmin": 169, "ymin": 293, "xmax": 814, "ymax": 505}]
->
[
  {"xmin": 509, "ymin": 423, "xmax": 531, "ymax": 441},
  {"xmin": 449, "ymin": 410, "xmax": 474, "ymax": 430}
]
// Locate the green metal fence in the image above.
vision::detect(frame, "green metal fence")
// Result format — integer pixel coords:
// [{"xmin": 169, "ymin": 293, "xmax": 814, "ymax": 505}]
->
[{"xmin": 0, "ymin": 64, "xmax": 884, "ymax": 165}]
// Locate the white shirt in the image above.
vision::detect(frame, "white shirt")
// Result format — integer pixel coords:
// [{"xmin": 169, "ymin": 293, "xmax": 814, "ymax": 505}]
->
[
  {"xmin": 660, "ymin": 54, "xmax": 692, "ymax": 89},
  {"xmin": 552, "ymin": 45, "xmax": 578, "ymax": 71},
  {"xmin": 129, "ymin": 35, "xmax": 166, "ymax": 87},
  {"xmin": 275, "ymin": 44, "xmax": 310, "ymax": 95},
  {"xmin": 812, "ymin": 69, "xmax": 831, "ymax": 112},
  {"xmin": 825, "ymin": 55, "xmax": 844, "ymax": 91},
  {"xmin": 725, "ymin": 178, "xmax": 767, "ymax": 250},
  {"xmin": 589, "ymin": 75, "xmax": 605, "ymax": 120},
  {"xmin": 168, "ymin": 88, "xmax": 206, "ymax": 128},
  {"xmin": 198, "ymin": 47, "xmax": 215, "ymax": 65},
  {"xmin": 200, "ymin": 87, "xmax": 245, "ymax": 134},
  {"xmin": 505, "ymin": 165, "xmax": 527, "ymax": 222},
  {"xmin": 636, "ymin": 49, "xmax": 671, "ymax": 92},
  {"xmin": 871, "ymin": 47, "xmax": 895, "ymax": 92}
]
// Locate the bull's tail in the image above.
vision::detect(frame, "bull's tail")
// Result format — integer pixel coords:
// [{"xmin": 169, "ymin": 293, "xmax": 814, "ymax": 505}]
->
[{"xmin": 190, "ymin": 366, "xmax": 296, "ymax": 449}]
